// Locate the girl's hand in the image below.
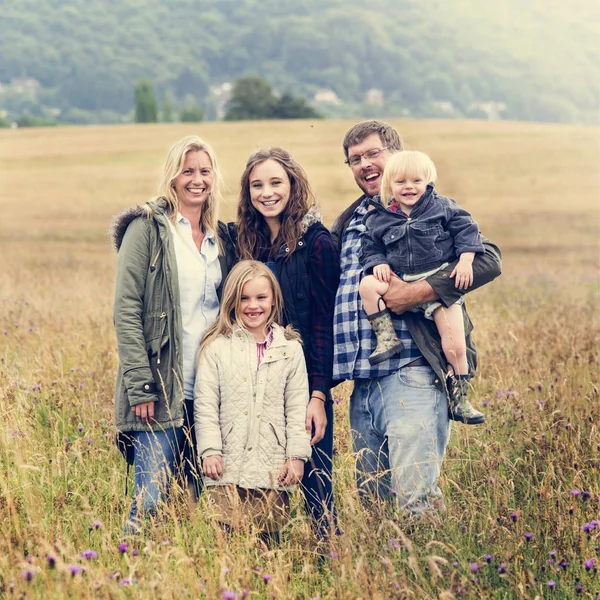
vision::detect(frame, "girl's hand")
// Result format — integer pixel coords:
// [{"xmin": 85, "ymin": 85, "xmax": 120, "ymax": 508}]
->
[
  {"xmin": 306, "ymin": 396, "xmax": 327, "ymax": 445},
  {"xmin": 133, "ymin": 401, "xmax": 155, "ymax": 423},
  {"xmin": 373, "ymin": 263, "xmax": 392, "ymax": 283},
  {"xmin": 202, "ymin": 455, "xmax": 224, "ymax": 480},
  {"xmin": 278, "ymin": 459, "xmax": 305, "ymax": 486},
  {"xmin": 450, "ymin": 253, "xmax": 475, "ymax": 290}
]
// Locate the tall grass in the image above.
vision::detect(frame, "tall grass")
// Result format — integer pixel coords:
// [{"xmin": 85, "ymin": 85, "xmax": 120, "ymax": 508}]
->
[{"xmin": 0, "ymin": 120, "xmax": 598, "ymax": 599}]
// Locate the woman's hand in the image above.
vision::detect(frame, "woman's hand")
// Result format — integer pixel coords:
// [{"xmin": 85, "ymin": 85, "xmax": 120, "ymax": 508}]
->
[
  {"xmin": 202, "ymin": 455, "xmax": 224, "ymax": 480},
  {"xmin": 133, "ymin": 401, "xmax": 155, "ymax": 423},
  {"xmin": 306, "ymin": 396, "xmax": 327, "ymax": 445},
  {"xmin": 278, "ymin": 459, "xmax": 305, "ymax": 486}
]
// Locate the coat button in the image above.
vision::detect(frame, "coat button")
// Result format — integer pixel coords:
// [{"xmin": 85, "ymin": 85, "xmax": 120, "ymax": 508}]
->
[{"xmin": 144, "ymin": 384, "xmax": 150, "ymax": 390}]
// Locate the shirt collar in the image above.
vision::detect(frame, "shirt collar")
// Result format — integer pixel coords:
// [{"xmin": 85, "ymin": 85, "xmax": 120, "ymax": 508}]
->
[{"xmin": 175, "ymin": 212, "xmax": 215, "ymax": 240}]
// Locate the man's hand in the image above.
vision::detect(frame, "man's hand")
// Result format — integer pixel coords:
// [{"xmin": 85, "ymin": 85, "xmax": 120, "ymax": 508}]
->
[
  {"xmin": 306, "ymin": 396, "xmax": 327, "ymax": 445},
  {"xmin": 450, "ymin": 253, "xmax": 474, "ymax": 290},
  {"xmin": 202, "ymin": 455, "xmax": 224, "ymax": 480},
  {"xmin": 133, "ymin": 401, "xmax": 155, "ymax": 423},
  {"xmin": 383, "ymin": 274, "xmax": 437, "ymax": 314},
  {"xmin": 373, "ymin": 263, "xmax": 392, "ymax": 283},
  {"xmin": 278, "ymin": 459, "xmax": 305, "ymax": 486}
]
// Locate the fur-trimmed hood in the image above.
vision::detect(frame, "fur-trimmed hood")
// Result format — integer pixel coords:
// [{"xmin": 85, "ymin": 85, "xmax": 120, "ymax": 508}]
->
[
  {"xmin": 300, "ymin": 204, "xmax": 323, "ymax": 235},
  {"xmin": 110, "ymin": 199, "xmax": 168, "ymax": 251}
]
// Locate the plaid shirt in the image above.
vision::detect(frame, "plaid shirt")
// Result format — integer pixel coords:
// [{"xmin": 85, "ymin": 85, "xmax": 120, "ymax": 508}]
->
[{"xmin": 333, "ymin": 197, "xmax": 423, "ymax": 381}]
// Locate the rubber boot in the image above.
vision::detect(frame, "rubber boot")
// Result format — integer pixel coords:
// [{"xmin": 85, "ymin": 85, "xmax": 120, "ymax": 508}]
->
[
  {"xmin": 447, "ymin": 374, "xmax": 485, "ymax": 425},
  {"xmin": 367, "ymin": 309, "xmax": 404, "ymax": 366}
]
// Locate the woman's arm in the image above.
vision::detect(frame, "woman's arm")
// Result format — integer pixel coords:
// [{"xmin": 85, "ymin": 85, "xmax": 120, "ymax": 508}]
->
[
  {"xmin": 113, "ymin": 218, "xmax": 159, "ymax": 407},
  {"xmin": 307, "ymin": 232, "xmax": 340, "ymax": 395}
]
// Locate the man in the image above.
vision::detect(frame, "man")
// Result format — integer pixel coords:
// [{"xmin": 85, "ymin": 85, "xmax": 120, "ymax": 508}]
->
[{"xmin": 331, "ymin": 120, "xmax": 501, "ymax": 514}]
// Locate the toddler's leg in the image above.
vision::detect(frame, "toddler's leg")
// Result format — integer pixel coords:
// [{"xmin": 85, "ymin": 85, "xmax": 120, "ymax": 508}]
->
[
  {"xmin": 359, "ymin": 275, "xmax": 390, "ymax": 315},
  {"xmin": 359, "ymin": 275, "xmax": 404, "ymax": 366},
  {"xmin": 433, "ymin": 304, "xmax": 485, "ymax": 425}
]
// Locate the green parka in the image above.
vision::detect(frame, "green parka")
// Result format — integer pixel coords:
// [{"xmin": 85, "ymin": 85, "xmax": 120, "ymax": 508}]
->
[{"xmin": 111, "ymin": 199, "xmax": 234, "ymax": 436}]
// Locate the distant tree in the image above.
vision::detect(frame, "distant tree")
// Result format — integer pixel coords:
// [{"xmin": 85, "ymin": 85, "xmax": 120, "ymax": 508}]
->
[
  {"xmin": 161, "ymin": 92, "xmax": 174, "ymax": 122},
  {"xmin": 224, "ymin": 76, "xmax": 278, "ymax": 121},
  {"xmin": 274, "ymin": 93, "xmax": 321, "ymax": 119},
  {"xmin": 179, "ymin": 94, "xmax": 204, "ymax": 122},
  {"xmin": 134, "ymin": 79, "xmax": 158, "ymax": 123}
]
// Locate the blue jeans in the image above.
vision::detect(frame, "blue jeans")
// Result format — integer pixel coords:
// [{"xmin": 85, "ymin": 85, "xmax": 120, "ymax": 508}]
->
[
  {"xmin": 124, "ymin": 401, "xmax": 199, "ymax": 534},
  {"xmin": 350, "ymin": 366, "xmax": 451, "ymax": 514},
  {"xmin": 301, "ymin": 392, "xmax": 338, "ymax": 539}
]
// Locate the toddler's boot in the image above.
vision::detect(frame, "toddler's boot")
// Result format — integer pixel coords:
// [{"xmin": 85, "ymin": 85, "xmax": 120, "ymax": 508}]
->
[
  {"xmin": 447, "ymin": 374, "xmax": 485, "ymax": 425},
  {"xmin": 367, "ymin": 307, "xmax": 404, "ymax": 366}
]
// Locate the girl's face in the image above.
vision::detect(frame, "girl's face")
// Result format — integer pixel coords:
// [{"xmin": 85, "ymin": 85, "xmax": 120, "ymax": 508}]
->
[
  {"xmin": 238, "ymin": 276, "xmax": 274, "ymax": 341},
  {"xmin": 248, "ymin": 159, "xmax": 291, "ymax": 225},
  {"xmin": 390, "ymin": 171, "xmax": 427, "ymax": 214}
]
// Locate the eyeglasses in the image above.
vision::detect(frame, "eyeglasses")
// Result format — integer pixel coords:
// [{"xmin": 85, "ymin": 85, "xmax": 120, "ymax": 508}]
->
[{"xmin": 345, "ymin": 147, "xmax": 389, "ymax": 167}]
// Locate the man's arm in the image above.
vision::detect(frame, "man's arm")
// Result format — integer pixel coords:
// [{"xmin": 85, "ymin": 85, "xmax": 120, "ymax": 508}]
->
[{"xmin": 383, "ymin": 236, "xmax": 502, "ymax": 314}]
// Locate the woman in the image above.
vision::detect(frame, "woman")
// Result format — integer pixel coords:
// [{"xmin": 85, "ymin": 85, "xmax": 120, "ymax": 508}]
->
[
  {"xmin": 233, "ymin": 147, "xmax": 340, "ymax": 541},
  {"xmin": 112, "ymin": 135, "xmax": 234, "ymax": 535}
]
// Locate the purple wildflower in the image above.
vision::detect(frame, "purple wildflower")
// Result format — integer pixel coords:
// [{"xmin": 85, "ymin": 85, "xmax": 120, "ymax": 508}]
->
[
  {"xmin": 68, "ymin": 564, "xmax": 84, "ymax": 576},
  {"xmin": 549, "ymin": 551, "xmax": 557, "ymax": 559},
  {"xmin": 469, "ymin": 562, "xmax": 480, "ymax": 573},
  {"xmin": 559, "ymin": 560, "xmax": 569, "ymax": 570},
  {"xmin": 262, "ymin": 575, "xmax": 272, "ymax": 583},
  {"xmin": 120, "ymin": 578, "xmax": 136, "ymax": 587},
  {"xmin": 547, "ymin": 580, "xmax": 556, "ymax": 589},
  {"xmin": 85, "ymin": 438, "xmax": 94, "ymax": 444},
  {"xmin": 509, "ymin": 512, "xmax": 517, "ymax": 522},
  {"xmin": 77, "ymin": 425, "xmax": 84, "ymax": 432},
  {"xmin": 329, "ymin": 551, "xmax": 339, "ymax": 560},
  {"xmin": 80, "ymin": 550, "xmax": 97, "ymax": 560},
  {"xmin": 47, "ymin": 555, "xmax": 56, "ymax": 569},
  {"xmin": 390, "ymin": 489, "xmax": 398, "ymax": 497},
  {"xmin": 221, "ymin": 592, "xmax": 237, "ymax": 600},
  {"xmin": 582, "ymin": 491, "xmax": 591, "ymax": 501},
  {"xmin": 31, "ymin": 384, "xmax": 41, "ymax": 391},
  {"xmin": 91, "ymin": 520, "xmax": 102, "ymax": 530},
  {"xmin": 524, "ymin": 532, "xmax": 534, "ymax": 542},
  {"xmin": 582, "ymin": 522, "xmax": 596, "ymax": 533},
  {"xmin": 452, "ymin": 561, "xmax": 459, "ymax": 568},
  {"xmin": 584, "ymin": 559, "xmax": 595, "ymax": 571},
  {"xmin": 389, "ymin": 538, "xmax": 399, "ymax": 550},
  {"xmin": 118, "ymin": 543, "xmax": 128, "ymax": 554},
  {"xmin": 22, "ymin": 570, "xmax": 35, "ymax": 582},
  {"xmin": 570, "ymin": 490, "xmax": 581, "ymax": 497},
  {"xmin": 576, "ymin": 584, "xmax": 584, "ymax": 593},
  {"xmin": 484, "ymin": 554, "xmax": 493, "ymax": 563},
  {"xmin": 132, "ymin": 549, "xmax": 139, "ymax": 557},
  {"xmin": 333, "ymin": 397, "xmax": 341, "ymax": 405},
  {"xmin": 498, "ymin": 563, "xmax": 507, "ymax": 574}
]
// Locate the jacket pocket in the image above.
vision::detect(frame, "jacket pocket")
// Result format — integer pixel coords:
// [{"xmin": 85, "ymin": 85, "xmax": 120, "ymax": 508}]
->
[
  {"xmin": 269, "ymin": 422, "xmax": 286, "ymax": 449},
  {"xmin": 409, "ymin": 222, "xmax": 445, "ymax": 264},
  {"xmin": 221, "ymin": 421, "xmax": 235, "ymax": 444},
  {"xmin": 145, "ymin": 311, "xmax": 168, "ymax": 356}
]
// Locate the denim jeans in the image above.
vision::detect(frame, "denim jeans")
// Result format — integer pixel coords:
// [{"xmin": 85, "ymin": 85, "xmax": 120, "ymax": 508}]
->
[
  {"xmin": 350, "ymin": 366, "xmax": 451, "ymax": 514},
  {"xmin": 301, "ymin": 392, "xmax": 339, "ymax": 539},
  {"xmin": 124, "ymin": 400, "xmax": 199, "ymax": 535}
]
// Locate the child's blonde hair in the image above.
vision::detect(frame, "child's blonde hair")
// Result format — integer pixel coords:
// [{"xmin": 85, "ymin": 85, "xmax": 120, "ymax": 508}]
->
[
  {"xmin": 380, "ymin": 151, "xmax": 438, "ymax": 205},
  {"xmin": 199, "ymin": 260, "xmax": 287, "ymax": 355}
]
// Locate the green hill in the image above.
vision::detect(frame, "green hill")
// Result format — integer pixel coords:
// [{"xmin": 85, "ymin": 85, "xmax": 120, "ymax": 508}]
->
[{"xmin": 0, "ymin": 0, "xmax": 597, "ymax": 124}]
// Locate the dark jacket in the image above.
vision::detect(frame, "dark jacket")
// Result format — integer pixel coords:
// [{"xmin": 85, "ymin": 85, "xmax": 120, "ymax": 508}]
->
[
  {"xmin": 111, "ymin": 199, "xmax": 235, "ymax": 435},
  {"xmin": 331, "ymin": 194, "xmax": 502, "ymax": 385},
  {"xmin": 360, "ymin": 185, "xmax": 485, "ymax": 275}
]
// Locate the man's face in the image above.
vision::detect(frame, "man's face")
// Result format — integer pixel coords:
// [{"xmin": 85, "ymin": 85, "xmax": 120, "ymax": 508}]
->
[{"xmin": 347, "ymin": 133, "xmax": 391, "ymax": 197}]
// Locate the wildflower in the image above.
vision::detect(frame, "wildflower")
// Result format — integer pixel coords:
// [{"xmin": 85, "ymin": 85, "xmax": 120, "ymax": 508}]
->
[
  {"xmin": 63, "ymin": 436, "xmax": 69, "ymax": 443},
  {"xmin": 262, "ymin": 575, "xmax": 271, "ymax": 583},
  {"xmin": 390, "ymin": 489, "xmax": 398, "ymax": 497},
  {"xmin": 85, "ymin": 438, "xmax": 94, "ymax": 444},
  {"xmin": 559, "ymin": 560, "xmax": 569, "ymax": 570},
  {"xmin": 80, "ymin": 550, "xmax": 97, "ymax": 560},
  {"xmin": 452, "ymin": 561, "xmax": 459, "ymax": 568},
  {"xmin": 333, "ymin": 397, "xmax": 341, "ymax": 405},
  {"xmin": 120, "ymin": 578, "xmax": 136, "ymax": 587},
  {"xmin": 32, "ymin": 384, "xmax": 41, "ymax": 391},
  {"xmin": 132, "ymin": 549, "xmax": 139, "ymax": 557},
  {"xmin": 509, "ymin": 512, "xmax": 517, "ymax": 522},
  {"xmin": 221, "ymin": 592, "xmax": 237, "ymax": 600},
  {"xmin": 576, "ymin": 584, "xmax": 584, "ymax": 593},
  {"xmin": 549, "ymin": 551, "xmax": 557, "ymax": 559},
  {"xmin": 22, "ymin": 569, "xmax": 34, "ymax": 582},
  {"xmin": 469, "ymin": 562, "xmax": 479, "ymax": 573},
  {"xmin": 68, "ymin": 564, "xmax": 84, "ymax": 576},
  {"xmin": 497, "ymin": 563, "xmax": 507, "ymax": 574},
  {"xmin": 118, "ymin": 543, "xmax": 128, "ymax": 554},
  {"xmin": 389, "ymin": 538, "xmax": 399, "ymax": 550},
  {"xmin": 90, "ymin": 520, "xmax": 102, "ymax": 530},
  {"xmin": 77, "ymin": 425, "xmax": 84, "ymax": 432},
  {"xmin": 523, "ymin": 532, "xmax": 533, "ymax": 542},
  {"xmin": 547, "ymin": 580, "xmax": 556, "ymax": 589},
  {"xmin": 582, "ymin": 491, "xmax": 591, "ymax": 501},
  {"xmin": 484, "ymin": 554, "xmax": 493, "ymax": 563},
  {"xmin": 47, "ymin": 555, "xmax": 56, "ymax": 569},
  {"xmin": 584, "ymin": 559, "xmax": 595, "ymax": 571},
  {"xmin": 570, "ymin": 490, "xmax": 582, "ymax": 497},
  {"xmin": 329, "ymin": 551, "xmax": 339, "ymax": 560}
]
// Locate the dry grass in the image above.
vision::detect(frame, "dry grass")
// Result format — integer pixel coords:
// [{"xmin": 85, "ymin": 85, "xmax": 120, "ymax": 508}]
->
[{"xmin": 0, "ymin": 119, "xmax": 598, "ymax": 599}]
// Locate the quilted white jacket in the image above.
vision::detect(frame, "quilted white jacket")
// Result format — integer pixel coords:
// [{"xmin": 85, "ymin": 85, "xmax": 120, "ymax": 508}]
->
[{"xmin": 194, "ymin": 324, "xmax": 311, "ymax": 491}]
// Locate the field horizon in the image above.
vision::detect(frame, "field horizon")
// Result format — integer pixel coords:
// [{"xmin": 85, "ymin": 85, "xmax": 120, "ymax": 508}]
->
[{"xmin": 0, "ymin": 118, "xmax": 598, "ymax": 599}]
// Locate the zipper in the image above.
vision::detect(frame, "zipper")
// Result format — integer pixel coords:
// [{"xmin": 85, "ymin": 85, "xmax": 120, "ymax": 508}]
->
[
  {"xmin": 150, "ymin": 247, "xmax": 162, "ymax": 271},
  {"xmin": 156, "ymin": 312, "xmax": 167, "ymax": 364},
  {"xmin": 406, "ymin": 218, "xmax": 414, "ymax": 273}
]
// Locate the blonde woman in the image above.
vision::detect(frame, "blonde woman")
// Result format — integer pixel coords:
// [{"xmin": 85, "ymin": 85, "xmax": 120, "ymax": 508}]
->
[
  {"xmin": 194, "ymin": 261, "xmax": 311, "ymax": 545},
  {"xmin": 112, "ymin": 135, "xmax": 234, "ymax": 535}
]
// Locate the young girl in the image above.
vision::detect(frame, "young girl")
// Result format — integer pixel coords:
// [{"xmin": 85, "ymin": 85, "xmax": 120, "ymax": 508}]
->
[
  {"xmin": 359, "ymin": 151, "xmax": 486, "ymax": 425},
  {"xmin": 194, "ymin": 260, "xmax": 311, "ymax": 540}
]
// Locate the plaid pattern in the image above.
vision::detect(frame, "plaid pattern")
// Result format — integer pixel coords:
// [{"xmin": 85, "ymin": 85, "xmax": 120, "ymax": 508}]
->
[{"xmin": 333, "ymin": 198, "xmax": 423, "ymax": 381}]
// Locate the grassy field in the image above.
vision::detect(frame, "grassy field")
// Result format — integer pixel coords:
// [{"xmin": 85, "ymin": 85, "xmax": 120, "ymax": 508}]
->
[{"xmin": 0, "ymin": 119, "xmax": 598, "ymax": 599}]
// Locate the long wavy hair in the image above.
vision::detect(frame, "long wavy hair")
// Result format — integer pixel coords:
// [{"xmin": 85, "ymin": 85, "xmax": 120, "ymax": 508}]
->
[
  {"xmin": 155, "ymin": 135, "xmax": 223, "ymax": 239},
  {"xmin": 236, "ymin": 147, "xmax": 315, "ymax": 261},
  {"xmin": 199, "ymin": 260, "xmax": 298, "ymax": 357}
]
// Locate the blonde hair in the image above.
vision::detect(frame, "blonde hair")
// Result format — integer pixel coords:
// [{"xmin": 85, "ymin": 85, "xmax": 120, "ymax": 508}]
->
[
  {"xmin": 199, "ymin": 260, "xmax": 294, "ymax": 355},
  {"xmin": 155, "ymin": 135, "xmax": 223, "ymax": 237},
  {"xmin": 379, "ymin": 151, "xmax": 438, "ymax": 205}
]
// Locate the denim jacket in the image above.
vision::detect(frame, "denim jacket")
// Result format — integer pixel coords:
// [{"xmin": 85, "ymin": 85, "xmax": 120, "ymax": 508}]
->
[{"xmin": 360, "ymin": 184, "xmax": 485, "ymax": 275}]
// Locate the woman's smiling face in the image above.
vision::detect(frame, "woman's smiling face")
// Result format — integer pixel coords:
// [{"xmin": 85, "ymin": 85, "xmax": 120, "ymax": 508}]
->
[{"xmin": 248, "ymin": 159, "xmax": 291, "ymax": 225}]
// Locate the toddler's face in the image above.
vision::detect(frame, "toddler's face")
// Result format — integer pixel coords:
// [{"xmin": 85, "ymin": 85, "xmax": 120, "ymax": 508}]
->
[{"xmin": 390, "ymin": 172, "xmax": 427, "ymax": 213}]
